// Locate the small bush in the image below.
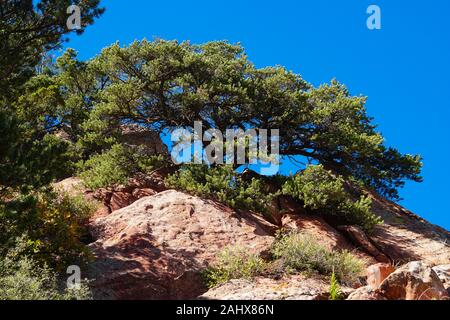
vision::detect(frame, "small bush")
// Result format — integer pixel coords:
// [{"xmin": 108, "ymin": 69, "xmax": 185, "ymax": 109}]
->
[
  {"xmin": 165, "ymin": 164, "xmax": 274, "ymax": 213},
  {"xmin": 282, "ymin": 165, "xmax": 382, "ymax": 232},
  {"xmin": 203, "ymin": 246, "xmax": 266, "ymax": 288},
  {"xmin": 329, "ymin": 271, "xmax": 343, "ymax": 300},
  {"xmin": 202, "ymin": 232, "xmax": 363, "ymax": 288},
  {"xmin": 79, "ymin": 144, "xmax": 130, "ymax": 189},
  {"xmin": 79, "ymin": 143, "xmax": 166, "ymax": 189},
  {"xmin": 271, "ymin": 232, "xmax": 364, "ymax": 284},
  {"xmin": 0, "ymin": 251, "xmax": 91, "ymax": 300},
  {"xmin": 0, "ymin": 190, "xmax": 97, "ymax": 270}
]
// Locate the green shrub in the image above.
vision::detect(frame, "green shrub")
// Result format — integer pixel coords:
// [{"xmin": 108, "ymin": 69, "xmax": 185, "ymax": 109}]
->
[
  {"xmin": 79, "ymin": 144, "xmax": 130, "ymax": 189},
  {"xmin": 0, "ymin": 250, "xmax": 91, "ymax": 300},
  {"xmin": 271, "ymin": 232, "xmax": 364, "ymax": 284},
  {"xmin": 202, "ymin": 232, "xmax": 363, "ymax": 288},
  {"xmin": 203, "ymin": 246, "xmax": 266, "ymax": 288},
  {"xmin": 79, "ymin": 143, "xmax": 166, "ymax": 189},
  {"xmin": 165, "ymin": 164, "xmax": 274, "ymax": 213},
  {"xmin": 329, "ymin": 271, "xmax": 343, "ymax": 300},
  {"xmin": 0, "ymin": 190, "xmax": 97, "ymax": 270},
  {"xmin": 282, "ymin": 165, "xmax": 382, "ymax": 232}
]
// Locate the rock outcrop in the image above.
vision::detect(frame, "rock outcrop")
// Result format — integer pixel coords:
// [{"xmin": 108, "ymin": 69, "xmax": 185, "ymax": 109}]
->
[
  {"xmin": 199, "ymin": 275, "xmax": 330, "ymax": 300},
  {"xmin": 337, "ymin": 225, "xmax": 390, "ymax": 263},
  {"xmin": 54, "ymin": 169, "xmax": 171, "ymax": 219},
  {"xmin": 432, "ymin": 264, "xmax": 450, "ymax": 291},
  {"xmin": 378, "ymin": 261, "xmax": 448, "ymax": 300},
  {"xmin": 366, "ymin": 263, "xmax": 395, "ymax": 290},
  {"xmin": 87, "ymin": 190, "xmax": 275, "ymax": 299},
  {"xmin": 55, "ymin": 169, "xmax": 450, "ymax": 300},
  {"xmin": 120, "ymin": 124, "xmax": 168, "ymax": 156},
  {"xmin": 347, "ymin": 286, "xmax": 387, "ymax": 300},
  {"xmin": 368, "ymin": 192, "xmax": 450, "ymax": 265},
  {"xmin": 92, "ymin": 170, "xmax": 170, "ymax": 215},
  {"xmin": 347, "ymin": 262, "xmax": 449, "ymax": 300}
]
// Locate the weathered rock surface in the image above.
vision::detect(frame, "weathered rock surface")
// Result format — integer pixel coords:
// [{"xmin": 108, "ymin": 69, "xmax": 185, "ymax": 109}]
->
[
  {"xmin": 368, "ymin": 192, "xmax": 450, "ymax": 265},
  {"xmin": 432, "ymin": 264, "xmax": 450, "ymax": 290},
  {"xmin": 338, "ymin": 225, "xmax": 390, "ymax": 263},
  {"xmin": 379, "ymin": 261, "xmax": 449, "ymax": 300},
  {"xmin": 120, "ymin": 124, "xmax": 168, "ymax": 156},
  {"xmin": 366, "ymin": 263, "xmax": 395, "ymax": 290},
  {"xmin": 199, "ymin": 275, "xmax": 330, "ymax": 300},
  {"xmin": 347, "ymin": 286, "xmax": 387, "ymax": 300},
  {"xmin": 88, "ymin": 190, "xmax": 275, "ymax": 299}
]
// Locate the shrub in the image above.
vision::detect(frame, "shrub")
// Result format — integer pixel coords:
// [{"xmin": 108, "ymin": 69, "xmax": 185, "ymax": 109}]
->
[
  {"xmin": 203, "ymin": 246, "xmax": 266, "ymax": 288},
  {"xmin": 270, "ymin": 232, "xmax": 364, "ymax": 284},
  {"xmin": 79, "ymin": 144, "xmax": 130, "ymax": 189},
  {"xmin": 202, "ymin": 232, "xmax": 363, "ymax": 288},
  {"xmin": 329, "ymin": 271, "xmax": 343, "ymax": 300},
  {"xmin": 0, "ymin": 249, "xmax": 92, "ymax": 300},
  {"xmin": 165, "ymin": 164, "xmax": 274, "ymax": 213},
  {"xmin": 282, "ymin": 165, "xmax": 382, "ymax": 232},
  {"xmin": 0, "ymin": 190, "xmax": 98, "ymax": 270},
  {"xmin": 79, "ymin": 143, "xmax": 166, "ymax": 189}
]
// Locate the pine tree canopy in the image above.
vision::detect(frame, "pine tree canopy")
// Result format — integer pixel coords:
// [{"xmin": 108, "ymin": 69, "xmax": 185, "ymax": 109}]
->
[{"xmin": 39, "ymin": 39, "xmax": 420, "ymax": 200}]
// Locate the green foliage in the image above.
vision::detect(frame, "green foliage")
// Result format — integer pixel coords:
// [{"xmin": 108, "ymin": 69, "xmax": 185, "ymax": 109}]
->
[
  {"xmin": 79, "ymin": 144, "xmax": 130, "ymax": 189},
  {"xmin": 0, "ymin": 0, "xmax": 104, "ymax": 95},
  {"xmin": 0, "ymin": 110, "xmax": 75, "ymax": 194},
  {"xmin": 0, "ymin": 0, "xmax": 104, "ymax": 192},
  {"xmin": 165, "ymin": 164, "xmax": 274, "ymax": 213},
  {"xmin": 4, "ymin": 37, "xmax": 423, "ymax": 202},
  {"xmin": 0, "ymin": 247, "xmax": 91, "ymax": 300},
  {"xmin": 79, "ymin": 39, "xmax": 422, "ymax": 200},
  {"xmin": 329, "ymin": 271, "xmax": 343, "ymax": 300},
  {"xmin": 15, "ymin": 49, "xmax": 104, "ymax": 141},
  {"xmin": 270, "ymin": 232, "xmax": 364, "ymax": 284},
  {"xmin": 79, "ymin": 144, "xmax": 166, "ymax": 189},
  {"xmin": 0, "ymin": 190, "xmax": 97, "ymax": 270},
  {"xmin": 203, "ymin": 246, "xmax": 266, "ymax": 288},
  {"xmin": 0, "ymin": 0, "xmax": 103, "ymax": 300},
  {"xmin": 282, "ymin": 165, "xmax": 383, "ymax": 232},
  {"xmin": 203, "ymin": 232, "xmax": 363, "ymax": 288}
]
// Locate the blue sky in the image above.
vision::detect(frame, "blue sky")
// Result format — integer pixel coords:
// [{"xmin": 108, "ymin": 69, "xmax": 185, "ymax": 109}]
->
[{"xmin": 62, "ymin": 0, "xmax": 450, "ymax": 229}]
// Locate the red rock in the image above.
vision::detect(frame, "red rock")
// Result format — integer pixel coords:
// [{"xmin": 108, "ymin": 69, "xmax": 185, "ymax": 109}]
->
[
  {"xmin": 199, "ymin": 275, "xmax": 329, "ymax": 300},
  {"xmin": 110, "ymin": 192, "xmax": 136, "ymax": 212},
  {"xmin": 367, "ymin": 191, "xmax": 450, "ymax": 266},
  {"xmin": 379, "ymin": 261, "xmax": 449, "ymax": 300},
  {"xmin": 132, "ymin": 188, "xmax": 157, "ymax": 199},
  {"xmin": 432, "ymin": 264, "xmax": 450, "ymax": 290},
  {"xmin": 88, "ymin": 190, "xmax": 275, "ymax": 299},
  {"xmin": 347, "ymin": 286, "xmax": 387, "ymax": 300},
  {"xmin": 366, "ymin": 263, "xmax": 395, "ymax": 289},
  {"xmin": 337, "ymin": 225, "xmax": 390, "ymax": 263}
]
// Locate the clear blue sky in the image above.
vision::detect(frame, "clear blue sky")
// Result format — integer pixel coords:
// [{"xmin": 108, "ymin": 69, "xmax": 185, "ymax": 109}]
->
[{"xmin": 62, "ymin": 0, "xmax": 450, "ymax": 229}]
